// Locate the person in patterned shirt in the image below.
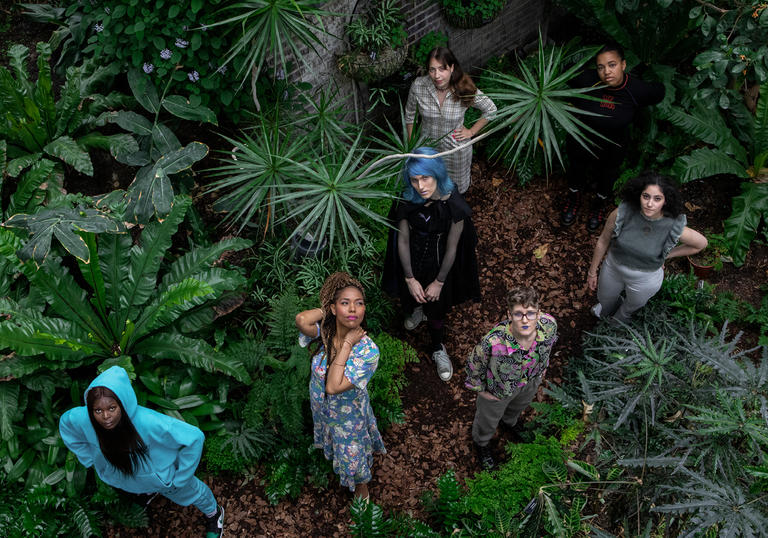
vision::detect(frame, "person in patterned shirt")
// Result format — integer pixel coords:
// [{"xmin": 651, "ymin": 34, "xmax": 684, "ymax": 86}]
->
[
  {"xmin": 465, "ymin": 286, "xmax": 558, "ymax": 470},
  {"xmin": 405, "ymin": 47, "xmax": 497, "ymax": 194}
]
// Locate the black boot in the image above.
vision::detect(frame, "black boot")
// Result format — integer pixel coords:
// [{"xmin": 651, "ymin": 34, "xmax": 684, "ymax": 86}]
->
[
  {"xmin": 475, "ymin": 442, "xmax": 496, "ymax": 471},
  {"xmin": 560, "ymin": 189, "xmax": 581, "ymax": 226},
  {"xmin": 587, "ymin": 197, "xmax": 608, "ymax": 232}
]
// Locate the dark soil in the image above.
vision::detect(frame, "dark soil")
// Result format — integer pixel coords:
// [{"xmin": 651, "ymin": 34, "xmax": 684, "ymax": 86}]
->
[{"xmin": 103, "ymin": 161, "xmax": 767, "ymax": 537}]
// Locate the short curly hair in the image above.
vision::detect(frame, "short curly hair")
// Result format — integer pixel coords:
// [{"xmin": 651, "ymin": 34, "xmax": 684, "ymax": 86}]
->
[
  {"xmin": 505, "ymin": 286, "xmax": 540, "ymax": 312},
  {"xmin": 317, "ymin": 272, "xmax": 365, "ymax": 362},
  {"xmin": 621, "ymin": 171, "xmax": 683, "ymax": 218}
]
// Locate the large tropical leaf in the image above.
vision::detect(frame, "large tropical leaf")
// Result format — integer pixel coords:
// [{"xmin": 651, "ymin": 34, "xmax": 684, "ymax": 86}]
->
[
  {"xmin": 161, "ymin": 95, "xmax": 217, "ymax": 125},
  {"xmin": 0, "ymin": 311, "xmax": 96, "ymax": 360},
  {"xmin": 125, "ymin": 143, "xmax": 207, "ymax": 223},
  {"xmin": 43, "ymin": 136, "xmax": 93, "ymax": 176},
  {"xmin": 723, "ymin": 182, "xmax": 768, "ymax": 266},
  {"xmin": 76, "ymin": 132, "xmax": 140, "ymax": 161},
  {"xmin": 660, "ymin": 101, "xmax": 747, "ymax": 163},
  {"xmin": 132, "ymin": 278, "xmax": 215, "ymax": 337},
  {"xmin": 754, "ymin": 82, "xmax": 768, "ymax": 158},
  {"xmin": 671, "ymin": 148, "xmax": 749, "ymax": 184},
  {"xmin": 6, "ymin": 159, "xmax": 57, "ymax": 215},
  {"xmin": 133, "ymin": 333, "xmax": 251, "ymax": 383},
  {"xmin": 0, "ymin": 381, "xmax": 20, "ymax": 441},
  {"xmin": 5, "ymin": 206, "xmax": 122, "ymax": 265},
  {"xmin": 127, "ymin": 68, "xmax": 160, "ymax": 114},
  {"xmin": 160, "ymin": 237, "xmax": 253, "ymax": 292},
  {"xmin": 123, "ymin": 196, "xmax": 191, "ymax": 314},
  {"xmin": 111, "ymin": 110, "xmax": 153, "ymax": 136}
]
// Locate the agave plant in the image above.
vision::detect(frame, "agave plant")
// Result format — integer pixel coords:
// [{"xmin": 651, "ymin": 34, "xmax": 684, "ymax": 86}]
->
[
  {"xmin": 481, "ymin": 34, "xmax": 607, "ymax": 176},
  {"xmin": 207, "ymin": 0, "xmax": 337, "ymax": 108}
]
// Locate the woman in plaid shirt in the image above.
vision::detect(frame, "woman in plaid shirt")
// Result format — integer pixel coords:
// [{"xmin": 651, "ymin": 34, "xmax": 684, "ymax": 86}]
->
[{"xmin": 405, "ymin": 47, "xmax": 497, "ymax": 194}]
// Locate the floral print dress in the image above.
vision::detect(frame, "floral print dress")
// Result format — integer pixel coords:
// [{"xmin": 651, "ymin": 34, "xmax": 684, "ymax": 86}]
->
[{"xmin": 304, "ymin": 333, "xmax": 386, "ymax": 491}]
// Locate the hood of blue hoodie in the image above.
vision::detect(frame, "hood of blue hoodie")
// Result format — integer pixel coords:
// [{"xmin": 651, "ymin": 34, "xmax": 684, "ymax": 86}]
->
[{"xmin": 84, "ymin": 366, "xmax": 138, "ymax": 420}]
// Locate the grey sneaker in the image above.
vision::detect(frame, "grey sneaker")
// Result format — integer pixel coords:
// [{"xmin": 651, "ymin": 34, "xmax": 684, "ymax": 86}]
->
[
  {"xmin": 432, "ymin": 345, "xmax": 453, "ymax": 381},
  {"xmin": 404, "ymin": 306, "xmax": 426, "ymax": 330}
]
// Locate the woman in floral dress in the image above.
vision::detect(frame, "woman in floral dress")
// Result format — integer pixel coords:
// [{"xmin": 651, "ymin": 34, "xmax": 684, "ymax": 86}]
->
[{"xmin": 295, "ymin": 272, "xmax": 385, "ymax": 502}]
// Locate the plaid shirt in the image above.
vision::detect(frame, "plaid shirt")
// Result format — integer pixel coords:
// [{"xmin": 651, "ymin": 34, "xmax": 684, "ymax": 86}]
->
[
  {"xmin": 405, "ymin": 76, "xmax": 497, "ymax": 193},
  {"xmin": 465, "ymin": 313, "xmax": 558, "ymax": 399}
]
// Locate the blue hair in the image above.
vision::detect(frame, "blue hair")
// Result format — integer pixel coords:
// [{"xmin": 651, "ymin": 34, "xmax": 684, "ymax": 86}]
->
[{"xmin": 401, "ymin": 147, "xmax": 456, "ymax": 204}]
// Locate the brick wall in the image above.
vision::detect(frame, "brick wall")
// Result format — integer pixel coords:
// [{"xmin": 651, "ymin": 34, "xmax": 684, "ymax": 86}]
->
[{"xmin": 286, "ymin": 0, "xmax": 547, "ymax": 118}]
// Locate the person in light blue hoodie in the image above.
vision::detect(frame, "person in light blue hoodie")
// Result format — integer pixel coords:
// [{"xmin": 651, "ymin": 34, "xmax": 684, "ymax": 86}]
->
[{"xmin": 59, "ymin": 366, "xmax": 225, "ymax": 537}]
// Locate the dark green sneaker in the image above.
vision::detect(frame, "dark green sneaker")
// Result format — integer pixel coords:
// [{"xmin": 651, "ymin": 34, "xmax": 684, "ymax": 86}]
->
[{"xmin": 204, "ymin": 505, "xmax": 224, "ymax": 538}]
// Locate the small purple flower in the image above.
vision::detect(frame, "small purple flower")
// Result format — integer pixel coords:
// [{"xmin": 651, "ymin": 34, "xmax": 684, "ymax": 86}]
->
[
  {"xmin": 276, "ymin": 68, "xmax": 285, "ymax": 80},
  {"xmin": 188, "ymin": 70, "xmax": 200, "ymax": 82},
  {"xmin": 94, "ymin": 22, "xmax": 104, "ymax": 32},
  {"xmin": 143, "ymin": 63, "xmax": 154, "ymax": 74},
  {"xmin": 104, "ymin": 6, "xmax": 111, "ymax": 14},
  {"xmin": 369, "ymin": 51, "xmax": 377, "ymax": 61},
  {"xmin": 216, "ymin": 65, "xmax": 227, "ymax": 74},
  {"xmin": 175, "ymin": 38, "xmax": 189, "ymax": 49},
  {"xmin": 160, "ymin": 48, "xmax": 172, "ymax": 60},
  {"xmin": 182, "ymin": 25, "xmax": 189, "ymax": 31},
  {"xmin": 201, "ymin": 24, "xmax": 208, "ymax": 32}
]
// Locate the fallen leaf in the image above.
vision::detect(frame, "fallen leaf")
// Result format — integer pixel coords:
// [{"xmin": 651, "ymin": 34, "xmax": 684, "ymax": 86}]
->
[
  {"xmin": 685, "ymin": 202, "xmax": 702, "ymax": 212},
  {"xmin": 533, "ymin": 243, "xmax": 549, "ymax": 259},
  {"xmin": 492, "ymin": 176, "xmax": 503, "ymax": 188}
]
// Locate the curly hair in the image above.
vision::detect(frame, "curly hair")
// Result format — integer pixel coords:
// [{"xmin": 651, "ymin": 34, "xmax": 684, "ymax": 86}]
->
[
  {"xmin": 317, "ymin": 272, "xmax": 366, "ymax": 364},
  {"xmin": 427, "ymin": 47, "xmax": 477, "ymax": 107},
  {"xmin": 597, "ymin": 41, "xmax": 625, "ymax": 61},
  {"xmin": 505, "ymin": 286, "xmax": 540, "ymax": 312},
  {"xmin": 621, "ymin": 171, "xmax": 683, "ymax": 218}
]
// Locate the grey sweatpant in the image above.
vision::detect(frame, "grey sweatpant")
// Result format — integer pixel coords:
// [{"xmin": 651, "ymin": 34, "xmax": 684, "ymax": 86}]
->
[
  {"xmin": 471, "ymin": 374, "xmax": 544, "ymax": 447},
  {"xmin": 597, "ymin": 253, "xmax": 664, "ymax": 323}
]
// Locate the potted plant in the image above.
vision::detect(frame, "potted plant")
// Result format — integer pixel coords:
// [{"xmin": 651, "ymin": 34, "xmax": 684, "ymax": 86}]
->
[
  {"xmin": 438, "ymin": 0, "xmax": 507, "ymax": 29},
  {"xmin": 688, "ymin": 232, "xmax": 730, "ymax": 279},
  {"xmin": 337, "ymin": 0, "xmax": 408, "ymax": 83}
]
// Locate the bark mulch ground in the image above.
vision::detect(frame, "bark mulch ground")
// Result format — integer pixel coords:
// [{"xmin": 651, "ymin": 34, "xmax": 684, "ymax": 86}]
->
[{"xmin": 109, "ymin": 160, "xmax": 768, "ymax": 537}]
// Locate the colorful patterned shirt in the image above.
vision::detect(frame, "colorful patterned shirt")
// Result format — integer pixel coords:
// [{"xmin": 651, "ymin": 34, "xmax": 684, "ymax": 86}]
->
[{"xmin": 464, "ymin": 313, "xmax": 558, "ymax": 399}]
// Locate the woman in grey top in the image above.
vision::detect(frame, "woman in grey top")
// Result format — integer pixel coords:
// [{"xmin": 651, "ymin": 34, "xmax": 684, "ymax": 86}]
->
[{"xmin": 587, "ymin": 172, "xmax": 707, "ymax": 322}]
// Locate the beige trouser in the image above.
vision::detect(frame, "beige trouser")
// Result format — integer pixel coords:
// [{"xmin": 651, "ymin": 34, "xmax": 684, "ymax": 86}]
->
[{"xmin": 471, "ymin": 374, "xmax": 544, "ymax": 447}]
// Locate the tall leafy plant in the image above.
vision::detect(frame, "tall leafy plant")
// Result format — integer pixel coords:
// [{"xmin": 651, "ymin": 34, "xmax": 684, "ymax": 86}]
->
[
  {"xmin": 0, "ymin": 42, "xmax": 136, "ymax": 189},
  {"xmin": 481, "ymin": 34, "xmax": 607, "ymax": 176},
  {"xmin": 0, "ymin": 195, "xmax": 252, "ymax": 382},
  {"xmin": 109, "ymin": 68, "xmax": 216, "ymax": 223},
  {"xmin": 660, "ymin": 83, "xmax": 768, "ymax": 266}
]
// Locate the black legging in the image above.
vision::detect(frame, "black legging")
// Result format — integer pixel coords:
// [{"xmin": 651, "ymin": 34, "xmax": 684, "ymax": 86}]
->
[{"xmin": 566, "ymin": 136, "xmax": 625, "ymax": 197}]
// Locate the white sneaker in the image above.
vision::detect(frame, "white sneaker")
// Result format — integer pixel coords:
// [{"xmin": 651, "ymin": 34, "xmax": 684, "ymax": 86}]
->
[
  {"xmin": 591, "ymin": 303, "xmax": 602, "ymax": 318},
  {"xmin": 432, "ymin": 345, "xmax": 453, "ymax": 381},
  {"xmin": 404, "ymin": 306, "xmax": 426, "ymax": 330}
]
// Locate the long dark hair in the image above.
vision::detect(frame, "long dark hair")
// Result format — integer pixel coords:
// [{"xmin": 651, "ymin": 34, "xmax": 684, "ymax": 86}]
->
[
  {"xmin": 621, "ymin": 171, "xmax": 683, "ymax": 218},
  {"xmin": 313, "ymin": 272, "xmax": 366, "ymax": 366},
  {"xmin": 86, "ymin": 386, "xmax": 149, "ymax": 476},
  {"xmin": 427, "ymin": 47, "xmax": 477, "ymax": 107}
]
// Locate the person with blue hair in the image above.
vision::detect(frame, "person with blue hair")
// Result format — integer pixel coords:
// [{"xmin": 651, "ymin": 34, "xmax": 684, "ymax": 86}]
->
[{"xmin": 383, "ymin": 147, "xmax": 480, "ymax": 381}]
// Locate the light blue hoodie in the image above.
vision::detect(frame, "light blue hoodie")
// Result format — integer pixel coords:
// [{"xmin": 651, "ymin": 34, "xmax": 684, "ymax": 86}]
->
[{"xmin": 59, "ymin": 366, "xmax": 205, "ymax": 494}]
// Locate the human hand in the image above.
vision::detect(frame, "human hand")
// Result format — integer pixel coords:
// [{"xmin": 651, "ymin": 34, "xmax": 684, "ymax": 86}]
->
[
  {"xmin": 424, "ymin": 280, "xmax": 444, "ymax": 301},
  {"xmin": 478, "ymin": 391, "xmax": 500, "ymax": 402},
  {"xmin": 587, "ymin": 271, "xmax": 598, "ymax": 291},
  {"xmin": 344, "ymin": 327, "xmax": 367, "ymax": 347},
  {"xmin": 406, "ymin": 278, "xmax": 426, "ymax": 303},
  {"xmin": 453, "ymin": 126, "xmax": 473, "ymax": 142}
]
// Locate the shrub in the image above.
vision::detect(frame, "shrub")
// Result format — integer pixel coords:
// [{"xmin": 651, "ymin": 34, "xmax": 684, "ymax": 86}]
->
[{"xmin": 368, "ymin": 333, "xmax": 417, "ymax": 430}]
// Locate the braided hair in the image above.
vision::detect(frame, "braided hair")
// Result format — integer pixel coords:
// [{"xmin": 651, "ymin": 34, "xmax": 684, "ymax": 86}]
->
[{"xmin": 316, "ymin": 272, "xmax": 366, "ymax": 364}]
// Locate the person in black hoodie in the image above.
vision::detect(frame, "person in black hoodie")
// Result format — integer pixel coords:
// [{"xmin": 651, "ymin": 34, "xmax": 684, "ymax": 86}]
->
[{"xmin": 561, "ymin": 43, "xmax": 665, "ymax": 231}]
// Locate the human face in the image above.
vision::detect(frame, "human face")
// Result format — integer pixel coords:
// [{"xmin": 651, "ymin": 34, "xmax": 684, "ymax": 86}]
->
[
  {"xmin": 640, "ymin": 184, "xmax": 665, "ymax": 219},
  {"xmin": 596, "ymin": 51, "xmax": 626, "ymax": 87},
  {"xmin": 428, "ymin": 57, "xmax": 453, "ymax": 90},
  {"xmin": 330, "ymin": 286, "xmax": 365, "ymax": 330},
  {"xmin": 410, "ymin": 174, "xmax": 437, "ymax": 200},
  {"xmin": 509, "ymin": 304, "xmax": 539, "ymax": 342},
  {"xmin": 92, "ymin": 395, "xmax": 122, "ymax": 430}
]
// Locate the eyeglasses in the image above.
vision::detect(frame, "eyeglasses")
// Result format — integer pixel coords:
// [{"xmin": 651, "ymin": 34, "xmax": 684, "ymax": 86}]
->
[{"xmin": 511, "ymin": 310, "xmax": 538, "ymax": 321}]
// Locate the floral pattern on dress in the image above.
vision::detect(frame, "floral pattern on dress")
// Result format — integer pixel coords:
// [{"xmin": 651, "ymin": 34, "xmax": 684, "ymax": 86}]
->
[
  {"xmin": 306, "ymin": 334, "xmax": 386, "ymax": 491},
  {"xmin": 464, "ymin": 313, "xmax": 558, "ymax": 399}
]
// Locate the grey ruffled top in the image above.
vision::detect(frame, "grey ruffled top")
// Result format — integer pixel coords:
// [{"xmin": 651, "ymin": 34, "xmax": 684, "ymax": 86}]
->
[{"xmin": 609, "ymin": 202, "xmax": 686, "ymax": 271}]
